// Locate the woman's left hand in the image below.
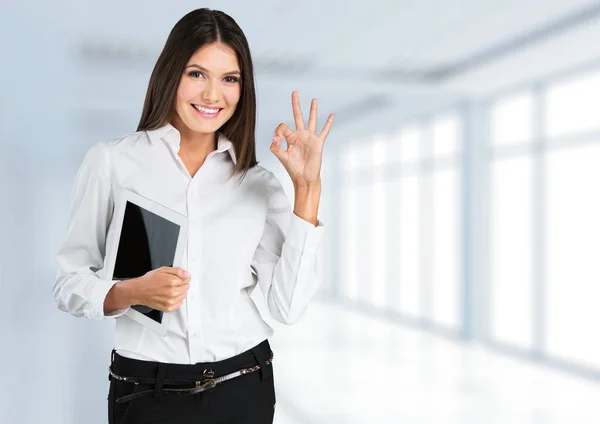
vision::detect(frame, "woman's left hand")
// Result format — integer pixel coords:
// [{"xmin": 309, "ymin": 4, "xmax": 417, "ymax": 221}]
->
[{"xmin": 270, "ymin": 91, "xmax": 334, "ymax": 186}]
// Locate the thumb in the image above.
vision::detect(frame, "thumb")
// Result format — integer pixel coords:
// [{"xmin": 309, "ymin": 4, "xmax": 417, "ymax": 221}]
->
[
  {"xmin": 274, "ymin": 123, "xmax": 294, "ymax": 140},
  {"xmin": 270, "ymin": 135, "xmax": 286, "ymax": 163},
  {"xmin": 172, "ymin": 267, "xmax": 190, "ymax": 279}
]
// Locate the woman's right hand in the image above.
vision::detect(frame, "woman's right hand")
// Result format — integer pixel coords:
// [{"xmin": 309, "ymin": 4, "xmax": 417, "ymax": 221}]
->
[{"xmin": 129, "ymin": 266, "xmax": 191, "ymax": 312}]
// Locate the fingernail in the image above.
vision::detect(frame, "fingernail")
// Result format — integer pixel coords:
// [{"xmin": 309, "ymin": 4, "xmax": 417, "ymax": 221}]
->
[{"xmin": 183, "ymin": 271, "xmax": 190, "ymax": 277}]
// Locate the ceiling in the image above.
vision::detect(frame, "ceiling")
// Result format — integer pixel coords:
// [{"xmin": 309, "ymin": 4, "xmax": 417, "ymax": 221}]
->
[
  {"xmin": 5, "ymin": 0, "xmax": 600, "ymax": 149},
  {"xmin": 65, "ymin": 0, "xmax": 600, "ymax": 80}
]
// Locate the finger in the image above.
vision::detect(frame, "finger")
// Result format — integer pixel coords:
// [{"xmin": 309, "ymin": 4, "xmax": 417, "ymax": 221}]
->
[
  {"xmin": 166, "ymin": 287, "xmax": 188, "ymax": 302},
  {"xmin": 318, "ymin": 113, "xmax": 335, "ymax": 141},
  {"xmin": 162, "ymin": 267, "xmax": 190, "ymax": 279},
  {"xmin": 291, "ymin": 91, "xmax": 305, "ymax": 131},
  {"xmin": 173, "ymin": 282, "xmax": 189, "ymax": 294},
  {"xmin": 169, "ymin": 277, "xmax": 183, "ymax": 287},
  {"xmin": 170, "ymin": 292, "xmax": 188, "ymax": 305},
  {"xmin": 270, "ymin": 136, "xmax": 287, "ymax": 163},
  {"xmin": 274, "ymin": 122, "xmax": 293, "ymax": 140},
  {"xmin": 307, "ymin": 98, "xmax": 318, "ymax": 133},
  {"xmin": 165, "ymin": 294, "xmax": 186, "ymax": 312},
  {"xmin": 172, "ymin": 291, "xmax": 188, "ymax": 307}
]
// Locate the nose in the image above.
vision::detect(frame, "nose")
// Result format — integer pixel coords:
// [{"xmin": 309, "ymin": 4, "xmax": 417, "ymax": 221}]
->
[{"xmin": 202, "ymin": 80, "xmax": 219, "ymax": 104}]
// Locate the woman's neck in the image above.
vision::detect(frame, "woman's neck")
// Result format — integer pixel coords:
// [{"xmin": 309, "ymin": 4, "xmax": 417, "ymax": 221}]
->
[{"xmin": 171, "ymin": 117, "xmax": 217, "ymax": 177}]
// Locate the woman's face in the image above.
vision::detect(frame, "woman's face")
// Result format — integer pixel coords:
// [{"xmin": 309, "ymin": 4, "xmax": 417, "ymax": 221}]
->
[{"xmin": 174, "ymin": 42, "xmax": 242, "ymax": 136}]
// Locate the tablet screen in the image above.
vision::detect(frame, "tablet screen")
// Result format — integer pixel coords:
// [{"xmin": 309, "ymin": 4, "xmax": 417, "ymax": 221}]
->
[{"xmin": 112, "ymin": 200, "xmax": 181, "ymax": 323}]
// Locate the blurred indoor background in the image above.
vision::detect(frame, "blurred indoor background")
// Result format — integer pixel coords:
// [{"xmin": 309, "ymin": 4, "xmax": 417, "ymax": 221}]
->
[{"xmin": 2, "ymin": 0, "xmax": 600, "ymax": 423}]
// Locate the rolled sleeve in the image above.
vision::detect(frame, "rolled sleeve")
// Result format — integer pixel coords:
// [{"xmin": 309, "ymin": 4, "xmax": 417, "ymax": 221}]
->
[
  {"xmin": 90, "ymin": 279, "xmax": 130, "ymax": 319},
  {"xmin": 251, "ymin": 171, "xmax": 325, "ymax": 325},
  {"xmin": 53, "ymin": 141, "xmax": 128, "ymax": 320},
  {"xmin": 285, "ymin": 213, "xmax": 325, "ymax": 254}
]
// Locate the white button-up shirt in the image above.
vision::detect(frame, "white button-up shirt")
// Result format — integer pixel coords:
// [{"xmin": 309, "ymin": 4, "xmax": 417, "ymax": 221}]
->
[{"xmin": 53, "ymin": 123, "xmax": 324, "ymax": 364}]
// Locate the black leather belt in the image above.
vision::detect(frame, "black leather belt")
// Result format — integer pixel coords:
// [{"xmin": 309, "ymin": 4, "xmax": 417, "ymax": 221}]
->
[{"xmin": 109, "ymin": 353, "xmax": 273, "ymax": 404}]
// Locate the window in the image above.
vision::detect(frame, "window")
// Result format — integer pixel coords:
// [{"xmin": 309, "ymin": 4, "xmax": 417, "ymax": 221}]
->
[
  {"xmin": 340, "ymin": 183, "xmax": 360, "ymax": 300},
  {"xmin": 488, "ymin": 72, "xmax": 600, "ymax": 374},
  {"xmin": 490, "ymin": 156, "xmax": 534, "ymax": 349},
  {"xmin": 337, "ymin": 111, "xmax": 463, "ymax": 334},
  {"xmin": 545, "ymin": 70, "xmax": 600, "ymax": 139},
  {"xmin": 429, "ymin": 114, "xmax": 463, "ymax": 330},
  {"xmin": 491, "ymin": 92, "xmax": 534, "ymax": 146},
  {"xmin": 488, "ymin": 91, "xmax": 536, "ymax": 350},
  {"xmin": 431, "ymin": 168, "xmax": 461, "ymax": 329},
  {"xmin": 399, "ymin": 125, "xmax": 422, "ymax": 162},
  {"xmin": 432, "ymin": 112, "xmax": 461, "ymax": 158},
  {"xmin": 545, "ymin": 144, "xmax": 600, "ymax": 369},
  {"xmin": 397, "ymin": 175, "xmax": 421, "ymax": 317}
]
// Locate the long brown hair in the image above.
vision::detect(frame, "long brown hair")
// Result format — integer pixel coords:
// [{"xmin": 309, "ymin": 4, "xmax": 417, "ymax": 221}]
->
[{"xmin": 137, "ymin": 8, "xmax": 257, "ymax": 177}]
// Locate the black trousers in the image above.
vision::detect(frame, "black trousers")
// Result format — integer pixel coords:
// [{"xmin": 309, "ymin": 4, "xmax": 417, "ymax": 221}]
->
[{"xmin": 108, "ymin": 340, "xmax": 276, "ymax": 424}]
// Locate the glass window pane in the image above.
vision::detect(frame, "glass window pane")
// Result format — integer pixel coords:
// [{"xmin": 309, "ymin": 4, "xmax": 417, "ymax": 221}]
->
[
  {"xmin": 431, "ymin": 168, "xmax": 461, "ymax": 329},
  {"xmin": 398, "ymin": 175, "xmax": 422, "ymax": 317},
  {"xmin": 340, "ymin": 183, "xmax": 360, "ymax": 300},
  {"xmin": 546, "ymin": 70, "xmax": 600, "ymax": 138},
  {"xmin": 546, "ymin": 144, "xmax": 600, "ymax": 369},
  {"xmin": 491, "ymin": 92, "xmax": 534, "ymax": 146},
  {"xmin": 372, "ymin": 179, "xmax": 386, "ymax": 307},
  {"xmin": 355, "ymin": 184, "xmax": 373, "ymax": 302},
  {"xmin": 384, "ymin": 178, "xmax": 402, "ymax": 312},
  {"xmin": 432, "ymin": 113, "xmax": 461, "ymax": 158},
  {"xmin": 399, "ymin": 125, "xmax": 422, "ymax": 163},
  {"xmin": 372, "ymin": 136, "xmax": 387, "ymax": 166},
  {"xmin": 490, "ymin": 156, "xmax": 534, "ymax": 349}
]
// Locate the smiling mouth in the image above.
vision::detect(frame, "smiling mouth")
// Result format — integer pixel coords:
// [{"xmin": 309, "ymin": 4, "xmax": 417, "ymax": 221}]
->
[{"xmin": 192, "ymin": 104, "xmax": 222, "ymax": 118}]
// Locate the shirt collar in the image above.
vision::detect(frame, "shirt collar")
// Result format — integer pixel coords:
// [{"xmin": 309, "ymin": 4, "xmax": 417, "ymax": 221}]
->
[
  {"xmin": 146, "ymin": 123, "xmax": 237, "ymax": 165},
  {"xmin": 216, "ymin": 133, "xmax": 237, "ymax": 165}
]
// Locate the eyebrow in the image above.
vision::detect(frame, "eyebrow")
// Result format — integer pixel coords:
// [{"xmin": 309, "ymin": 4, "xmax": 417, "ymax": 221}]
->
[{"xmin": 185, "ymin": 64, "xmax": 241, "ymax": 76}]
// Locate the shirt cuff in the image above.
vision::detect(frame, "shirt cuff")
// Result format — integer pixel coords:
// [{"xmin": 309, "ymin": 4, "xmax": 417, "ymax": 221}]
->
[
  {"xmin": 90, "ymin": 279, "xmax": 130, "ymax": 319},
  {"xmin": 286, "ymin": 213, "xmax": 325, "ymax": 254}
]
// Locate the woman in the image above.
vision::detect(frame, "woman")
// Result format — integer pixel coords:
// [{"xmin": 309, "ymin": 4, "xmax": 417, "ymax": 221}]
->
[{"xmin": 53, "ymin": 7, "xmax": 333, "ymax": 424}]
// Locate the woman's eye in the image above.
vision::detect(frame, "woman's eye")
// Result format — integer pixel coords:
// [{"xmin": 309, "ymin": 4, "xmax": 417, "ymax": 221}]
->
[
  {"xmin": 224, "ymin": 76, "xmax": 239, "ymax": 83},
  {"xmin": 189, "ymin": 71, "xmax": 203, "ymax": 78}
]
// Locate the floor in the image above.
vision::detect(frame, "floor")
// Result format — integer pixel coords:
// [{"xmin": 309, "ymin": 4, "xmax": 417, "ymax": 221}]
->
[{"xmin": 268, "ymin": 300, "xmax": 600, "ymax": 424}]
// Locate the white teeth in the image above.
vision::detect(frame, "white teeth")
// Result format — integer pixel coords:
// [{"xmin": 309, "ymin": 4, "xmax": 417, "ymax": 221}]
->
[{"xmin": 193, "ymin": 105, "xmax": 219, "ymax": 114}]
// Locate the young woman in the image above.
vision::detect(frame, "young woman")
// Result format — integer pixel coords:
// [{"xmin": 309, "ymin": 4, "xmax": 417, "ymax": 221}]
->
[{"xmin": 53, "ymin": 7, "xmax": 333, "ymax": 424}]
